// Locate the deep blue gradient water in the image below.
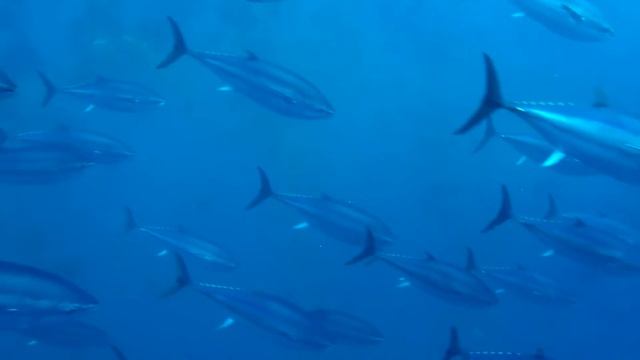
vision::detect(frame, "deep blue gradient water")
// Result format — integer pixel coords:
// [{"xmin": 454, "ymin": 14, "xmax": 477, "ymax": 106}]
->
[{"xmin": 0, "ymin": 1, "xmax": 639, "ymax": 359}]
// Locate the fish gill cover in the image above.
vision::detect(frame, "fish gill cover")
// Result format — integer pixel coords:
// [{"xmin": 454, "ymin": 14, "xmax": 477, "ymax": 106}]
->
[{"xmin": 0, "ymin": 0, "xmax": 637, "ymax": 359}]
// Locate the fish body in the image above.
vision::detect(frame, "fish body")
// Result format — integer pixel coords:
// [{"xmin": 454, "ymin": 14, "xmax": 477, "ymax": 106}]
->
[
  {"xmin": 346, "ymin": 232, "xmax": 498, "ymax": 307},
  {"xmin": 510, "ymin": 0, "xmax": 614, "ymax": 41},
  {"xmin": 125, "ymin": 209, "xmax": 237, "ymax": 270},
  {"xmin": 444, "ymin": 327, "xmax": 551, "ymax": 360},
  {"xmin": 308, "ymin": 309, "xmax": 383, "ymax": 346},
  {"xmin": 484, "ymin": 186, "xmax": 640, "ymax": 274},
  {"xmin": 0, "ymin": 261, "xmax": 98, "ymax": 316},
  {"xmin": 479, "ymin": 265, "xmax": 575, "ymax": 304},
  {"xmin": 196, "ymin": 284, "xmax": 331, "ymax": 350},
  {"xmin": 246, "ymin": 167, "xmax": 394, "ymax": 247},
  {"xmin": 157, "ymin": 17, "xmax": 334, "ymax": 119},
  {"xmin": 456, "ymin": 55, "xmax": 640, "ymax": 185},
  {"xmin": 16, "ymin": 127, "xmax": 134, "ymax": 164},
  {"xmin": 476, "ymin": 119, "xmax": 595, "ymax": 176},
  {"xmin": 38, "ymin": 73, "xmax": 165, "ymax": 112},
  {"xmin": 0, "ymin": 145, "xmax": 92, "ymax": 183}
]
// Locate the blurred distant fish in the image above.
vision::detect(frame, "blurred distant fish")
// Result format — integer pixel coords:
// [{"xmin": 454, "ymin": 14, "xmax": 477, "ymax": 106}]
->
[
  {"xmin": 309, "ymin": 309, "xmax": 384, "ymax": 347},
  {"xmin": 346, "ymin": 231, "xmax": 499, "ymax": 307},
  {"xmin": 167, "ymin": 253, "xmax": 332, "ymax": 351},
  {"xmin": 473, "ymin": 256, "xmax": 576, "ymax": 305},
  {"xmin": 13, "ymin": 318, "xmax": 126, "ymax": 360},
  {"xmin": 0, "ymin": 137, "xmax": 94, "ymax": 184},
  {"xmin": 456, "ymin": 55, "xmax": 640, "ymax": 185},
  {"xmin": 484, "ymin": 186, "xmax": 640, "ymax": 274},
  {"xmin": 444, "ymin": 327, "xmax": 551, "ymax": 360},
  {"xmin": 37, "ymin": 73, "xmax": 165, "ymax": 112},
  {"xmin": 474, "ymin": 118, "xmax": 595, "ymax": 176},
  {"xmin": 510, "ymin": 0, "xmax": 614, "ymax": 41},
  {"xmin": 16, "ymin": 126, "xmax": 134, "ymax": 164},
  {"xmin": 157, "ymin": 17, "xmax": 334, "ymax": 119},
  {"xmin": 247, "ymin": 167, "xmax": 394, "ymax": 247},
  {"xmin": 124, "ymin": 208, "xmax": 237, "ymax": 271},
  {"xmin": 0, "ymin": 70, "xmax": 16, "ymax": 98},
  {"xmin": 0, "ymin": 260, "xmax": 98, "ymax": 316}
]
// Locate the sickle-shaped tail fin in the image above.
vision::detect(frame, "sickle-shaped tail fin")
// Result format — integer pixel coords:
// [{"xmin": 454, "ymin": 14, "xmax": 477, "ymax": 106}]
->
[
  {"xmin": 473, "ymin": 117, "xmax": 498, "ymax": 153},
  {"xmin": 482, "ymin": 185, "xmax": 513, "ymax": 233},
  {"xmin": 246, "ymin": 167, "xmax": 274, "ymax": 210},
  {"xmin": 454, "ymin": 54, "xmax": 504, "ymax": 135},
  {"xmin": 37, "ymin": 72, "xmax": 57, "ymax": 107},
  {"xmin": 443, "ymin": 327, "xmax": 462, "ymax": 360},
  {"xmin": 157, "ymin": 17, "xmax": 190, "ymax": 69},
  {"xmin": 345, "ymin": 229, "xmax": 377, "ymax": 265},
  {"xmin": 161, "ymin": 251, "xmax": 192, "ymax": 298}
]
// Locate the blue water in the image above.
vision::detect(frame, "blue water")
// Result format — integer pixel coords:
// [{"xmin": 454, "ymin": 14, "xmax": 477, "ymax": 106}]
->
[{"xmin": 1, "ymin": 1, "xmax": 639, "ymax": 359}]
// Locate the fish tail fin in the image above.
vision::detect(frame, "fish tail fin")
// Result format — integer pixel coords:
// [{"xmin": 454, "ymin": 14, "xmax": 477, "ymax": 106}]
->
[
  {"xmin": 162, "ymin": 251, "xmax": 192, "ymax": 298},
  {"xmin": 124, "ymin": 207, "xmax": 138, "ymax": 233},
  {"xmin": 246, "ymin": 167, "xmax": 274, "ymax": 210},
  {"xmin": 482, "ymin": 185, "xmax": 513, "ymax": 233},
  {"xmin": 465, "ymin": 248, "xmax": 478, "ymax": 271},
  {"xmin": 157, "ymin": 17, "xmax": 189, "ymax": 69},
  {"xmin": 37, "ymin": 71, "xmax": 57, "ymax": 107},
  {"xmin": 443, "ymin": 327, "xmax": 462, "ymax": 360},
  {"xmin": 473, "ymin": 116, "xmax": 497, "ymax": 153},
  {"xmin": 454, "ymin": 54, "xmax": 504, "ymax": 135},
  {"xmin": 0, "ymin": 70, "xmax": 16, "ymax": 90},
  {"xmin": 109, "ymin": 345, "xmax": 127, "ymax": 360},
  {"xmin": 345, "ymin": 229, "xmax": 377, "ymax": 265}
]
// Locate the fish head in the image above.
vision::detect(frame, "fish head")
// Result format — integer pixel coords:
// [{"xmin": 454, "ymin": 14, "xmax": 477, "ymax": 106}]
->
[{"xmin": 282, "ymin": 92, "xmax": 335, "ymax": 119}]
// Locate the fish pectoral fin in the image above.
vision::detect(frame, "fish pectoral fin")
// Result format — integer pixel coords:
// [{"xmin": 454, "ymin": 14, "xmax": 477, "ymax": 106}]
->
[
  {"xmin": 511, "ymin": 12, "xmax": 526, "ymax": 18},
  {"xmin": 561, "ymin": 4, "xmax": 585, "ymax": 23},
  {"xmin": 156, "ymin": 249, "xmax": 169, "ymax": 257},
  {"xmin": 515, "ymin": 156, "xmax": 527, "ymax": 166},
  {"xmin": 216, "ymin": 85, "xmax": 234, "ymax": 92},
  {"xmin": 217, "ymin": 317, "xmax": 236, "ymax": 330},
  {"xmin": 542, "ymin": 150, "xmax": 566, "ymax": 167},
  {"xmin": 84, "ymin": 104, "xmax": 96, "ymax": 112},
  {"xmin": 292, "ymin": 222, "xmax": 309, "ymax": 230},
  {"xmin": 396, "ymin": 277, "xmax": 411, "ymax": 288},
  {"xmin": 541, "ymin": 249, "xmax": 555, "ymax": 257}
]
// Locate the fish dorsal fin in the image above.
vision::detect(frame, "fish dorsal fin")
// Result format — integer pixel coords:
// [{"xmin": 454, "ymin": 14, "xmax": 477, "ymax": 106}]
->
[
  {"xmin": 425, "ymin": 252, "xmax": 437, "ymax": 261},
  {"xmin": 573, "ymin": 218, "xmax": 586, "ymax": 228},
  {"xmin": 592, "ymin": 87, "xmax": 609, "ymax": 108},
  {"xmin": 534, "ymin": 348, "xmax": 546, "ymax": 359},
  {"xmin": 545, "ymin": 194, "xmax": 558, "ymax": 219},
  {"xmin": 245, "ymin": 51, "xmax": 259, "ymax": 61},
  {"xmin": 561, "ymin": 4, "xmax": 585, "ymax": 23},
  {"xmin": 465, "ymin": 248, "xmax": 477, "ymax": 272}
]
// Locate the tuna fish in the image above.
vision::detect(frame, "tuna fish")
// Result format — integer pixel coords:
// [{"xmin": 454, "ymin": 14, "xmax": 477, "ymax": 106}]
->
[
  {"xmin": 444, "ymin": 327, "xmax": 551, "ymax": 360},
  {"xmin": 16, "ymin": 126, "xmax": 134, "ymax": 164},
  {"xmin": 0, "ymin": 141, "xmax": 94, "ymax": 184},
  {"xmin": 346, "ymin": 231, "xmax": 499, "ymax": 307},
  {"xmin": 474, "ymin": 118, "xmax": 595, "ymax": 176},
  {"xmin": 157, "ymin": 17, "xmax": 334, "ymax": 119},
  {"xmin": 246, "ymin": 167, "xmax": 394, "ymax": 247},
  {"xmin": 167, "ymin": 253, "xmax": 332, "ymax": 350},
  {"xmin": 124, "ymin": 208, "xmax": 237, "ymax": 271},
  {"xmin": 307, "ymin": 309, "xmax": 384, "ymax": 347},
  {"xmin": 10, "ymin": 318, "xmax": 126, "ymax": 360},
  {"xmin": 456, "ymin": 54, "xmax": 640, "ymax": 185},
  {"xmin": 0, "ymin": 261, "xmax": 98, "ymax": 316},
  {"xmin": 37, "ymin": 73, "xmax": 165, "ymax": 112},
  {"xmin": 472, "ymin": 251, "xmax": 575, "ymax": 304},
  {"xmin": 0, "ymin": 70, "xmax": 16, "ymax": 98},
  {"xmin": 484, "ymin": 186, "xmax": 640, "ymax": 274},
  {"xmin": 167, "ymin": 253, "xmax": 382, "ymax": 350},
  {"xmin": 510, "ymin": 0, "xmax": 614, "ymax": 41}
]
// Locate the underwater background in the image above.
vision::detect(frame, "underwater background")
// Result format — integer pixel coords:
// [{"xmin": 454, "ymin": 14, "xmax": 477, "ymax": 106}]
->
[{"xmin": 0, "ymin": 0, "xmax": 639, "ymax": 359}]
